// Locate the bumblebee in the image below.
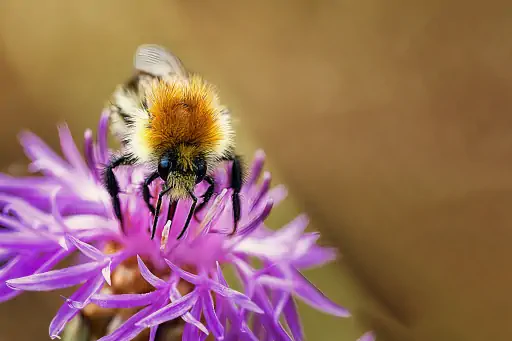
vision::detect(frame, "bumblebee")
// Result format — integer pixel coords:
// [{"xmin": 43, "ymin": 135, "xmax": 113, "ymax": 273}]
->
[{"xmin": 104, "ymin": 44, "xmax": 244, "ymax": 240}]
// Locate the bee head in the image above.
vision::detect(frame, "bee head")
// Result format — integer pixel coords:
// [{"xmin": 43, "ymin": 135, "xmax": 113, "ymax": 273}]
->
[{"xmin": 157, "ymin": 147, "xmax": 207, "ymax": 198}]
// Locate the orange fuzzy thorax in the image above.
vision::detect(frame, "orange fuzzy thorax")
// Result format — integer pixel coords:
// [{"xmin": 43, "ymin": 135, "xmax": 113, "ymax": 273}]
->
[{"xmin": 145, "ymin": 75, "xmax": 227, "ymax": 157}]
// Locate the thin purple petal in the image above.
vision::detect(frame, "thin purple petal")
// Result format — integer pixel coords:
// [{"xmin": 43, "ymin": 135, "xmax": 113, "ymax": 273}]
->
[
  {"xmin": 0, "ymin": 248, "xmax": 72, "ymax": 302},
  {"xmin": 246, "ymin": 150, "xmax": 265, "ymax": 186},
  {"xmin": 252, "ymin": 290, "xmax": 292, "ymax": 341},
  {"xmin": 58, "ymin": 124, "xmax": 89, "ymax": 176},
  {"xmin": 206, "ymin": 278, "xmax": 262, "ymax": 313},
  {"xmin": 201, "ymin": 289, "xmax": 224, "ymax": 339},
  {"xmin": 97, "ymin": 111, "xmax": 110, "ymax": 164},
  {"xmin": 149, "ymin": 325, "xmax": 158, "ymax": 341},
  {"xmin": 49, "ymin": 273, "xmax": 105, "ymax": 339},
  {"xmin": 169, "ymin": 285, "xmax": 209, "ymax": 335},
  {"xmin": 273, "ymin": 291, "xmax": 289, "ymax": 319},
  {"xmin": 0, "ymin": 255, "xmax": 24, "ymax": 281},
  {"xmin": 357, "ymin": 331, "xmax": 376, "ymax": 341},
  {"xmin": 292, "ymin": 245, "xmax": 337, "ymax": 269},
  {"xmin": 214, "ymin": 265, "xmax": 259, "ymax": 341},
  {"xmin": 98, "ymin": 304, "xmax": 156, "ymax": 341},
  {"xmin": 182, "ymin": 300, "xmax": 204, "ymax": 341},
  {"xmin": 283, "ymin": 296, "xmax": 304, "ymax": 341},
  {"xmin": 236, "ymin": 199, "xmax": 273, "ymax": 237},
  {"xmin": 164, "ymin": 259, "xmax": 200, "ymax": 285},
  {"xmin": 250, "ymin": 171, "xmax": 271, "ymax": 210},
  {"xmin": 137, "ymin": 255, "xmax": 168, "ymax": 289},
  {"xmin": 7, "ymin": 261, "xmax": 104, "ymax": 291},
  {"xmin": 273, "ymin": 214, "xmax": 309, "ymax": 243},
  {"xmin": 251, "ymin": 315, "xmax": 264, "ymax": 340},
  {"xmin": 267, "ymin": 185, "xmax": 288, "ymax": 206},
  {"xmin": 0, "ymin": 232, "xmax": 58, "ymax": 250},
  {"xmin": 258, "ymin": 275, "xmax": 295, "ymax": 291},
  {"xmin": 18, "ymin": 131, "xmax": 68, "ymax": 174},
  {"xmin": 292, "ymin": 269, "xmax": 350, "ymax": 317},
  {"xmin": 0, "ymin": 215, "xmax": 33, "ymax": 232},
  {"xmin": 136, "ymin": 290, "xmax": 199, "ymax": 328},
  {"xmin": 91, "ymin": 290, "xmax": 162, "ymax": 309},
  {"xmin": 83, "ymin": 129, "xmax": 99, "ymax": 180},
  {"xmin": 233, "ymin": 260, "xmax": 291, "ymax": 341},
  {"xmin": 67, "ymin": 234, "xmax": 105, "ymax": 261}
]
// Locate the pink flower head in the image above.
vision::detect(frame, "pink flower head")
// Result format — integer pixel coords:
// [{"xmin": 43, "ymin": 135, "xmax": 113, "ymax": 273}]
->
[{"xmin": 0, "ymin": 112, "xmax": 349, "ymax": 340}]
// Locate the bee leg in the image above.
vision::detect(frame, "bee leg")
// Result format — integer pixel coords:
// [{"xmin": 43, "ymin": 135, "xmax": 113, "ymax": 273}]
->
[
  {"xmin": 229, "ymin": 155, "xmax": 244, "ymax": 236},
  {"xmin": 151, "ymin": 187, "xmax": 172, "ymax": 240},
  {"xmin": 167, "ymin": 199, "xmax": 178, "ymax": 229},
  {"xmin": 142, "ymin": 171, "xmax": 159, "ymax": 215},
  {"xmin": 194, "ymin": 176, "xmax": 215, "ymax": 219},
  {"xmin": 177, "ymin": 191, "xmax": 198, "ymax": 240},
  {"xmin": 104, "ymin": 155, "xmax": 129, "ymax": 230}
]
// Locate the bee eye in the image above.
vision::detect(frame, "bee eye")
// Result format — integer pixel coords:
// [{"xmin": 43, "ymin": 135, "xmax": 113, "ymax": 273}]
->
[
  {"xmin": 194, "ymin": 158, "xmax": 207, "ymax": 184},
  {"xmin": 158, "ymin": 157, "xmax": 172, "ymax": 180}
]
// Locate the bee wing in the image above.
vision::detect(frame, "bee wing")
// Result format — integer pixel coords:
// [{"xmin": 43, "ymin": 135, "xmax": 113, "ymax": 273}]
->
[{"xmin": 134, "ymin": 44, "xmax": 187, "ymax": 78}]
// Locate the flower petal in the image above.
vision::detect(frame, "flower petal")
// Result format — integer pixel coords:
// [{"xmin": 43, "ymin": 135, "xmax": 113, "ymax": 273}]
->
[
  {"xmin": 0, "ymin": 231, "xmax": 58, "ymax": 250},
  {"xmin": 164, "ymin": 259, "xmax": 200, "ymax": 284},
  {"xmin": 49, "ymin": 273, "xmax": 104, "ymax": 339},
  {"xmin": 83, "ymin": 129, "xmax": 99, "ymax": 180},
  {"xmin": 97, "ymin": 111, "xmax": 110, "ymax": 164},
  {"xmin": 233, "ymin": 261, "xmax": 292, "ymax": 341},
  {"xmin": 0, "ymin": 255, "xmax": 24, "ymax": 281},
  {"xmin": 58, "ymin": 124, "xmax": 89, "ymax": 176},
  {"xmin": 149, "ymin": 325, "xmax": 158, "ymax": 341},
  {"xmin": 201, "ymin": 289, "xmax": 224, "ymax": 339},
  {"xmin": 357, "ymin": 331, "xmax": 376, "ymax": 341},
  {"xmin": 136, "ymin": 290, "xmax": 199, "ymax": 327},
  {"xmin": 267, "ymin": 183, "xmax": 288, "ymax": 205},
  {"xmin": 182, "ymin": 300, "xmax": 204, "ymax": 341},
  {"xmin": 206, "ymin": 278, "xmax": 262, "ymax": 313},
  {"xmin": 236, "ymin": 199, "xmax": 273, "ymax": 237},
  {"xmin": 98, "ymin": 304, "xmax": 155, "ymax": 341},
  {"xmin": 273, "ymin": 291, "xmax": 289, "ymax": 320},
  {"xmin": 273, "ymin": 214, "xmax": 309, "ymax": 244},
  {"xmin": 169, "ymin": 285, "xmax": 209, "ymax": 335},
  {"xmin": 222, "ymin": 300, "xmax": 259, "ymax": 341},
  {"xmin": 252, "ymin": 289, "xmax": 292, "ymax": 341},
  {"xmin": 101, "ymin": 260, "xmax": 112, "ymax": 286},
  {"xmin": 18, "ymin": 130, "xmax": 69, "ymax": 176},
  {"xmin": 250, "ymin": 171, "xmax": 271, "ymax": 211},
  {"xmin": 258, "ymin": 275, "xmax": 295, "ymax": 291},
  {"xmin": 192, "ymin": 188, "xmax": 229, "ymax": 240},
  {"xmin": 0, "ymin": 248, "xmax": 72, "ymax": 302},
  {"xmin": 251, "ymin": 315, "xmax": 264, "ymax": 340},
  {"xmin": 91, "ymin": 290, "xmax": 162, "ymax": 308},
  {"xmin": 247, "ymin": 150, "xmax": 265, "ymax": 186},
  {"xmin": 283, "ymin": 296, "xmax": 304, "ymax": 341},
  {"xmin": 292, "ymin": 269, "xmax": 350, "ymax": 317},
  {"xmin": 292, "ymin": 245, "xmax": 337, "ymax": 269},
  {"xmin": 137, "ymin": 255, "xmax": 168, "ymax": 289},
  {"xmin": 7, "ymin": 261, "xmax": 104, "ymax": 291},
  {"xmin": 67, "ymin": 235, "xmax": 105, "ymax": 261},
  {"xmin": 214, "ymin": 263, "xmax": 259, "ymax": 341},
  {"xmin": 0, "ymin": 215, "xmax": 33, "ymax": 232}
]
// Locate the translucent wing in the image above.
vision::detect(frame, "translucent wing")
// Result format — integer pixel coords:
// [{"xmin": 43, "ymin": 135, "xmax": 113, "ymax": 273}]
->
[{"xmin": 134, "ymin": 44, "xmax": 187, "ymax": 78}]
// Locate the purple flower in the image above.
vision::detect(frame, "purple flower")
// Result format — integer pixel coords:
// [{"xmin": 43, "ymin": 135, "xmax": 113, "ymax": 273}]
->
[
  {"xmin": 357, "ymin": 332, "xmax": 376, "ymax": 341},
  {"xmin": 0, "ymin": 112, "xmax": 350, "ymax": 340}
]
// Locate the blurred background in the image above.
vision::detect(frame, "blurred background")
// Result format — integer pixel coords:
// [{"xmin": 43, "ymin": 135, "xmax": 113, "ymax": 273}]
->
[{"xmin": 2, "ymin": 1, "xmax": 512, "ymax": 341}]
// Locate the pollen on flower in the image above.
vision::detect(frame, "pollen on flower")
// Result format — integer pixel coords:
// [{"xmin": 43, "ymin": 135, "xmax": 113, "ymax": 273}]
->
[
  {"xmin": 0, "ymin": 112, "xmax": 350, "ymax": 341},
  {"xmin": 82, "ymin": 248, "xmax": 192, "ymax": 341}
]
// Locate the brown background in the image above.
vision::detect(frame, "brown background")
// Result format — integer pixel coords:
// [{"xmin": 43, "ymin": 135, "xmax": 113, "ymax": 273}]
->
[{"xmin": 2, "ymin": 1, "xmax": 512, "ymax": 341}]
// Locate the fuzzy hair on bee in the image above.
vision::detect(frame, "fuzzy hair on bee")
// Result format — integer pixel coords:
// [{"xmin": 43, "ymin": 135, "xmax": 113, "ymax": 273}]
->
[{"xmin": 103, "ymin": 44, "xmax": 245, "ymax": 240}]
